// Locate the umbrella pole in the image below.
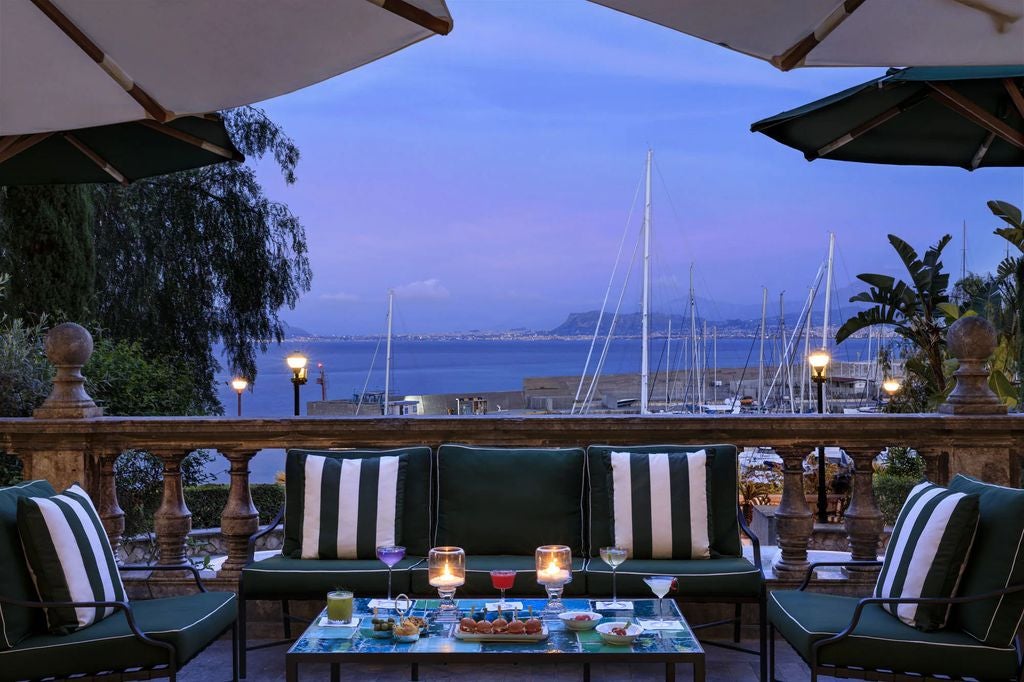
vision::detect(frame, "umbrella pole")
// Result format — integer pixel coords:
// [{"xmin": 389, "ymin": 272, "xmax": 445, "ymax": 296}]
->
[{"xmin": 62, "ymin": 133, "xmax": 128, "ymax": 185}]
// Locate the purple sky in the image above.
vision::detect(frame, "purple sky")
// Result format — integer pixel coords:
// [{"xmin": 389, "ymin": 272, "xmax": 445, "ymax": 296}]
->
[{"xmin": 250, "ymin": 0, "xmax": 1024, "ymax": 336}]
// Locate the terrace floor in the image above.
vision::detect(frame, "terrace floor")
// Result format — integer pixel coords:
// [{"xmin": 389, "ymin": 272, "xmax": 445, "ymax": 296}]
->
[{"xmin": 183, "ymin": 636, "xmax": 813, "ymax": 681}]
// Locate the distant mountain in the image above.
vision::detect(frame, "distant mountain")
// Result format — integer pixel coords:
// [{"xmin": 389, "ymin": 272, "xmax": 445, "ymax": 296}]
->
[
  {"xmin": 281, "ymin": 321, "xmax": 314, "ymax": 338},
  {"xmin": 550, "ymin": 311, "xmax": 691, "ymax": 336}
]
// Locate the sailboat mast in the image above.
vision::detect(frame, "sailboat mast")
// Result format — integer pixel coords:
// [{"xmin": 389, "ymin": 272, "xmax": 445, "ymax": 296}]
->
[
  {"xmin": 758, "ymin": 287, "xmax": 767, "ymax": 412},
  {"xmin": 383, "ymin": 289, "xmax": 394, "ymax": 416},
  {"xmin": 666, "ymin": 319, "xmax": 671, "ymax": 408},
  {"xmin": 702, "ymin": 318, "xmax": 708, "ymax": 408},
  {"xmin": 689, "ymin": 263, "xmax": 698, "ymax": 410},
  {"xmin": 821, "ymin": 232, "xmax": 835, "ymax": 413},
  {"xmin": 713, "ymin": 326, "xmax": 718, "ymax": 403},
  {"xmin": 640, "ymin": 149, "xmax": 652, "ymax": 415}
]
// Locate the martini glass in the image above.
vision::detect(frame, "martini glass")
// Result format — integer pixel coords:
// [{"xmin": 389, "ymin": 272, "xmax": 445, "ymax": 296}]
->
[
  {"xmin": 490, "ymin": 570, "xmax": 516, "ymax": 609},
  {"xmin": 599, "ymin": 547, "xmax": 628, "ymax": 608},
  {"xmin": 642, "ymin": 575, "xmax": 676, "ymax": 623},
  {"xmin": 376, "ymin": 545, "xmax": 406, "ymax": 607}
]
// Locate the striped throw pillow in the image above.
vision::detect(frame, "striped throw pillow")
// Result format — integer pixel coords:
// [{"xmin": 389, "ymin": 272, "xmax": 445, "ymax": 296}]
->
[
  {"xmin": 298, "ymin": 454, "xmax": 407, "ymax": 559},
  {"xmin": 607, "ymin": 450, "xmax": 713, "ymax": 560},
  {"xmin": 16, "ymin": 484, "xmax": 127, "ymax": 634},
  {"xmin": 875, "ymin": 481, "xmax": 980, "ymax": 631}
]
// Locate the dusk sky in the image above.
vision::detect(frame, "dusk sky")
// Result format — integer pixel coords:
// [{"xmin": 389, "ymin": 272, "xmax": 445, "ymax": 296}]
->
[{"xmin": 250, "ymin": 0, "xmax": 1024, "ymax": 336}]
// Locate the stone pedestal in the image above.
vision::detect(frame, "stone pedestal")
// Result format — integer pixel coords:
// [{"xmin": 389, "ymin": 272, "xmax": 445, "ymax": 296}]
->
[
  {"xmin": 33, "ymin": 323, "xmax": 103, "ymax": 419},
  {"xmin": 939, "ymin": 316, "xmax": 1007, "ymax": 416}
]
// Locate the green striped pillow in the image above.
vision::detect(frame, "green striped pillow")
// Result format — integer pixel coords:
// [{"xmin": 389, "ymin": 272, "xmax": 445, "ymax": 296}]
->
[
  {"xmin": 288, "ymin": 453, "xmax": 407, "ymax": 559},
  {"xmin": 605, "ymin": 450, "xmax": 713, "ymax": 560},
  {"xmin": 874, "ymin": 481, "xmax": 979, "ymax": 631},
  {"xmin": 16, "ymin": 484, "xmax": 127, "ymax": 634}
]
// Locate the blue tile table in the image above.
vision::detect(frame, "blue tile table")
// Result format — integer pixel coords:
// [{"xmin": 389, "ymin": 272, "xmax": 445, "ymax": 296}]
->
[{"xmin": 285, "ymin": 598, "xmax": 704, "ymax": 681}]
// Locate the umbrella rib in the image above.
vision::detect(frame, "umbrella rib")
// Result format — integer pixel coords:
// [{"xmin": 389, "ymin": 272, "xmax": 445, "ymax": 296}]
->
[
  {"xmin": 970, "ymin": 131, "xmax": 997, "ymax": 170},
  {"xmin": 29, "ymin": 0, "xmax": 171, "ymax": 123},
  {"xmin": 137, "ymin": 120, "xmax": 244, "ymax": 162},
  {"xmin": 809, "ymin": 90, "xmax": 929, "ymax": 161},
  {"xmin": 366, "ymin": 0, "xmax": 453, "ymax": 35},
  {"xmin": 927, "ymin": 83, "xmax": 1024, "ymax": 150},
  {"xmin": 0, "ymin": 133, "xmax": 53, "ymax": 164},
  {"xmin": 1004, "ymin": 79, "xmax": 1024, "ymax": 120},
  {"xmin": 62, "ymin": 133, "xmax": 128, "ymax": 185},
  {"xmin": 772, "ymin": 0, "xmax": 868, "ymax": 71}
]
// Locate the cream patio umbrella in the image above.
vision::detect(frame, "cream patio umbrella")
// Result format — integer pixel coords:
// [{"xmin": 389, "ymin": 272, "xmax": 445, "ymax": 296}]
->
[
  {"xmin": 0, "ymin": 0, "xmax": 452, "ymax": 136},
  {"xmin": 588, "ymin": 0, "xmax": 1024, "ymax": 70}
]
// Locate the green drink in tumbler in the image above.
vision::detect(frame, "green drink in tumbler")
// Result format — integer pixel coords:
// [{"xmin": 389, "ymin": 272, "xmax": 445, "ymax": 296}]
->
[{"xmin": 327, "ymin": 590, "xmax": 353, "ymax": 624}]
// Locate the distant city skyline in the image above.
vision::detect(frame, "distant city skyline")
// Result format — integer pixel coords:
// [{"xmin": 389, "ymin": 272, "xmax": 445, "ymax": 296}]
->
[{"xmin": 251, "ymin": 0, "xmax": 1024, "ymax": 336}]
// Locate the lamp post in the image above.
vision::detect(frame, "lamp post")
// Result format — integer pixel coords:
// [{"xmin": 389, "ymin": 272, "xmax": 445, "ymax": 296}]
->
[
  {"xmin": 286, "ymin": 352, "xmax": 308, "ymax": 416},
  {"xmin": 808, "ymin": 349, "xmax": 830, "ymax": 524},
  {"xmin": 230, "ymin": 377, "xmax": 248, "ymax": 417},
  {"xmin": 883, "ymin": 378, "xmax": 901, "ymax": 399}
]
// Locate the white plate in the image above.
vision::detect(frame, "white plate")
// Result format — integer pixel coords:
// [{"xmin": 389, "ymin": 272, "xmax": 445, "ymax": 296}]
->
[
  {"xmin": 453, "ymin": 624, "xmax": 548, "ymax": 642},
  {"xmin": 595, "ymin": 621, "xmax": 643, "ymax": 645}
]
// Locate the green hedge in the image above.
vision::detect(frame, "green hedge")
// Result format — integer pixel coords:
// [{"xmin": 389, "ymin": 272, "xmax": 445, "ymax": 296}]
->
[
  {"xmin": 873, "ymin": 473, "xmax": 920, "ymax": 526},
  {"xmin": 184, "ymin": 484, "xmax": 285, "ymax": 530}
]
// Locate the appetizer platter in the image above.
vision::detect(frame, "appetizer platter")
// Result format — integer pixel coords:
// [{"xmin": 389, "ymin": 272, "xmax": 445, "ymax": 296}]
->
[{"xmin": 453, "ymin": 606, "xmax": 548, "ymax": 643}]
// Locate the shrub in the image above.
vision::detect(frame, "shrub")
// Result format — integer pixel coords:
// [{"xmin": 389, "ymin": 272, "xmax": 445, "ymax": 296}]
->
[
  {"xmin": 184, "ymin": 483, "xmax": 285, "ymax": 529},
  {"xmin": 873, "ymin": 447, "xmax": 925, "ymax": 525},
  {"xmin": 116, "ymin": 450, "xmax": 214, "ymax": 539}
]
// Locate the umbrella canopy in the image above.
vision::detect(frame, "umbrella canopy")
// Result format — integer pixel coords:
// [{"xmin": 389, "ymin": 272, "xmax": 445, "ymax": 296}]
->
[
  {"xmin": 0, "ymin": 115, "xmax": 243, "ymax": 185},
  {"xmin": 588, "ymin": 0, "xmax": 1024, "ymax": 70},
  {"xmin": 0, "ymin": 0, "xmax": 452, "ymax": 136},
  {"xmin": 751, "ymin": 66, "xmax": 1024, "ymax": 170}
]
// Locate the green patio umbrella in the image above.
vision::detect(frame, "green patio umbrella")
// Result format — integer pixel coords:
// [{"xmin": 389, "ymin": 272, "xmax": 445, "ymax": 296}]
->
[
  {"xmin": 0, "ymin": 114, "xmax": 242, "ymax": 185},
  {"xmin": 751, "ymin": 66, "xmax": 1024, "ymax": 170}
]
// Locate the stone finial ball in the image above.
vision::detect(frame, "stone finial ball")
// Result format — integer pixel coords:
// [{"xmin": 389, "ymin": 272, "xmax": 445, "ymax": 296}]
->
[
  {"xmin": 44, "ymin": 322, "xmax": 94, "ymax": 366},
  {"xmin": 947, "ymin": 315, "xmax": 997, "ymax": 360}
]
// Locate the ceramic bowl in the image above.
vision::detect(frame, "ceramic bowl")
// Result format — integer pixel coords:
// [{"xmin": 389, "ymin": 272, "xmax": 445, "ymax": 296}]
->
[
  {"xmin": 392, "ymin": 631, "xmax": 420, "ymax": 643},
  {"xmin": 558, "ymin": 611, "xmax": 602, "ymax": 631},
  {"xmin": 596, "ymin": 621, "xmax": 643, "ymax": 645}
]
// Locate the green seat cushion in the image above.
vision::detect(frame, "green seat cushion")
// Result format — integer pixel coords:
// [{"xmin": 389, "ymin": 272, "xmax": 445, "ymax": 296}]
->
[
  {"xmin": 947, "ymin": 474, "xmax": 1024, "ymax": 647},
  {"xmin": 242, "ymin": 554, "xmax": 422, "ymax": 599},
  {"xmin": 585, "ymin": 557, "xmax": 761, "ymax": 598},
  {"xmin": 769, "ymin": 590, "xmax": 1018, "ymax": 679},
  {"xmin": 411, "ymin": 555, "xmax": 588, "ymax": 597},
  {"xmin": 435, "ymin": 445, "xmax": 586, "ymax": 556},
  {"xmin": 587, "ymin": 444, "xmax": 741, "ymax": 557},
  {"xmin": 284, "ymin": 447, "xmax": 432, "ymax": 556},
  {"xmin": 0, "ymin": 480, "xmax": 55, "ymax": 650},
  {"xmin": 0, "ymin": 591, "xmax": 235, "ymax": 680}
]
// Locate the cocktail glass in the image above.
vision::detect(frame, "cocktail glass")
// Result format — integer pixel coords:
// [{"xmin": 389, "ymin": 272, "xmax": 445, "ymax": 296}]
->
[
  {"xmin": 642, "ymin": 575, "xmax": 676, "ymax": 623},
  {"xmin": 376, "ymin": 545, "xmax": 406, "ymax": 607},
  {"xmin": 599, "ymin": 546, "xmax": 628, "ymax": 608},
  {"xmin": 490, "ymin": 570, "xmax": 516, "ymax": 608}
]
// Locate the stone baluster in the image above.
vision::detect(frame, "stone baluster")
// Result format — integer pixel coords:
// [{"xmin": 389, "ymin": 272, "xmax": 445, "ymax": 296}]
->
[
  {"xmin": 916, "ymin": 447, "xmax": 950, "ymax": 485},
  {"xmin": 96, "ymin": 451, "xmax": 126, "ymax": 562},
  {"xmin": 773, "ymin": 445, "xmax": 814, "ymax": 580},
  {"xmin": 152, "ymin": 450, "xmax": 193, "ymax": 566},
  {"xmin": 844, "ymin": 446, "xmax": 885, "ymax": 580},
  {"xmin": 219, "ymin": 449, "xmax": 260, "ymax": 576}
]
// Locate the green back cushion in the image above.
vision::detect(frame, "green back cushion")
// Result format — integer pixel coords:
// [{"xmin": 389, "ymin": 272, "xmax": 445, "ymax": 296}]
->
[
  {"xmin": 588, "ymin": 444, "xmax": 741, "ymax": 557},
  {"xmin": 948, "ymin": 474, "xmax": 1024, "ymax": 646},
  {"xmin": 284, "ymin": 447, "xmax": 431, "ymax": 557},
  {"xmin": 0, "ymin": 480, "xmax": 54, "ymax": 649},
  {"xmin": 435, "ymin": 445, "xmax": 586, "ymax": 555}
]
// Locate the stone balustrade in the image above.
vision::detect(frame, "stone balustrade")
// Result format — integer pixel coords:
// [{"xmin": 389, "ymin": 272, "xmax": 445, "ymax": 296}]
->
[{"xmin": 0, "ymin": 319, "xmax": 1020, "ymax": 591}]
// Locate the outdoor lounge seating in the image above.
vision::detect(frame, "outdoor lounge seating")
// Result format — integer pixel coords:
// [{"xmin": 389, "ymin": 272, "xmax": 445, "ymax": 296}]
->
[
  {"xmin": 239, "ymin": 443, "xmax": 766, "ymax": 680},
  {"xmin": 768, "ymin": 474, "xmax": 1024, "ymax": 681}
]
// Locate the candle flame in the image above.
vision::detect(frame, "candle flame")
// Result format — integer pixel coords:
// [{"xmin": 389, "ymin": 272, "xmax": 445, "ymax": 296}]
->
[{"xmin": 442, "ymin": 563, "xmax": 452, "ymax": 578}]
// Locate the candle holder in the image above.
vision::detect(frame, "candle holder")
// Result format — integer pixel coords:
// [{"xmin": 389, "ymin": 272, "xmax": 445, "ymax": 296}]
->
[
  {"xmin": 535, "ymin": 545, "xmax": 572, "ymax": 615},
  {"xmin": 428, "ymin": 546, "xmax": 465, "ymax": 618}
]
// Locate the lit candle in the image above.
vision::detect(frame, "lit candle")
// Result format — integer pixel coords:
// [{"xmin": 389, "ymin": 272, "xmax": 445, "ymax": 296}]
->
[
  {"xmin": 537, "ymin": 558, "xmax": 570, "ymax": 585},
  {"xmin": 430, "ymin": 562, "xmax": 464, "ymax": 587}
]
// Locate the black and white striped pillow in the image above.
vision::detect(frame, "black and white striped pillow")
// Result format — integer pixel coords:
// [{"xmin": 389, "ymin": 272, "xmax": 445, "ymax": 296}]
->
[
  {"xmin": 298, "ymin": 454, "xmax": 407, "ymax": 559},
  {"xmin": 875, "ymin": 481, "xmax": 980, "ymax": 630},
  {"xmin": 607, "ymin": 450, "xmax": 713, "ymax": 560},
  {"xmin": 16, "ymin": 484, "xmax": 127, "ymax": 634}
]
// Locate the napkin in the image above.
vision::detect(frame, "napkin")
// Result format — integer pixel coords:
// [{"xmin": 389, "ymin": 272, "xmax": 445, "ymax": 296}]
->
[
  {"xmin": 485, "ymin": 601, "xmax": 524, "ymax": 612},
  {"xmin": 367, "ymin": 598, "xmax": 415, "ymax": 610},
  {"xmin": 637, "ymin": 618, "xmax": 683, "ymax": 630},
  {"xmin": 317, "ymin": 616, "xmax": 360, "ymax": 628},
  {"xmin": 595, "ymin": 601, "xmax": 634, "ymax": 610}
]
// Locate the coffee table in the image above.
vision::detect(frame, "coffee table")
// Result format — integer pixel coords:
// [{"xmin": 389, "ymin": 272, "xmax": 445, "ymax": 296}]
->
[{"xmin": 285, "ymin": 598, "xmax": 704, "ymax": 681}]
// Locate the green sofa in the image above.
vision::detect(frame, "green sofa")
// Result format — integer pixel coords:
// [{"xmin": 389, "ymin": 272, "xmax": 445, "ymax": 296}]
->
[
  {"xmin": 0, "ymin": 480, "xmax": 238, "ymax": 682},
  {"xmin": 240, "ymin": 443, "xmax": 765, "ymax": 680}
]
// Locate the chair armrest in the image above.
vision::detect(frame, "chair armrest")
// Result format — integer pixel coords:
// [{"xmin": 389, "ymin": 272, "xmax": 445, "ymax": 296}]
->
[
  {"xmin": 119, "ymin": 563, "xmax": 208, "ymax": 592},
  {"xmin": 736, "ymin": 506, "xmax": 763, "ymax": 572},
  {"xmin": 0, "ymin": 594, "xmax": 177, "ymax": 662},
  {"xmin": 246, "ymin": 505, "xmax": 285, "ymax": 565},
  {"xmin": 798, "ymin": 561, "xmax": 883, "ymax": 590}
]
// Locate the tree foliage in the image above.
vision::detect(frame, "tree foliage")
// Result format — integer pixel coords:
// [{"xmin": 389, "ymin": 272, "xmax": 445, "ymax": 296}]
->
[{"xmin": 987, "ymin": 200, "xmax": 1023, "ymax": 406}]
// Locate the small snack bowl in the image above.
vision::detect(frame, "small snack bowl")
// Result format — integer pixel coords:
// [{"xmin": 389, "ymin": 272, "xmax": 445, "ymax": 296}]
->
[
  {"xmin": 558, "ymin": 611, "xmax": 602, "ymax": 631},
  {"xmin": 596, "ymin": 621, "xmax": 643, "ymax": 645},
  {"xmin": 392, "ymin": 620, "xmax": 421, "ymax": 643}
]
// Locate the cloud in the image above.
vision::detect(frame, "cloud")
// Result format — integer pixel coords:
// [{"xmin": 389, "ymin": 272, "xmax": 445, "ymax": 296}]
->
[
  {"xmin": 393, "ymin": 278, "xmax": 450, "ymax": 301},
  {"xmin": 319, "ymin": 291, "xmax": 360, "ymax": 302}
]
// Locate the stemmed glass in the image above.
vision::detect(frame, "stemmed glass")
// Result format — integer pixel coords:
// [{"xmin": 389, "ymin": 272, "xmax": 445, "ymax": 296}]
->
[
  {"xmin": 642, "ymin": 575, "xmax": 676, "ymax": 623},
  {"xmin": 599, "ymin": 547, "xmax": 628, "ymax": 608},
  {"xmin": 376, "ymin": 545, "xmax": 406, "ymax": 607},
  {"xmin": 490, "ymin": 570, "xmax": 516, "ymax": 608}
]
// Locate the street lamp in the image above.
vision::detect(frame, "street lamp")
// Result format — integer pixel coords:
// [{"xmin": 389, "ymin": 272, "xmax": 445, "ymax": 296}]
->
[
  {"xmin": 882, "ymin": 377, "xmax": 901, "ymax": 396},
  {"xmin": 286, "ymin": 352, "xmax": 308, "ymax": 416},
  {"xmin": 230, "ymin": 377, "xmax": 248, "ymax": 417},
  {"xmin": 808, "ymin": 349, "xmax": 830, "ymax": 523}
]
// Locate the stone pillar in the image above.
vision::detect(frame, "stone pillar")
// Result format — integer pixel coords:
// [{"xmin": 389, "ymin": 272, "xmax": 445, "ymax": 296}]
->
[
  {"xmin": 939, "ymin": 316, "xmax": 1007, "ymax": 416},
  {"xmin": 917, "ymin": 447, "xmax": 950, "ymax": 486},
  {"xmin": 152, "ymin": 451, "xmax": 192, "ymax": 566},
  {"xmin": 96, "ymin": 451, "xmax": 125, "ymax": 561},
  {"xmin": 844, "ymin": 447, "xmax": 884, "ymax": 580},
  {"xmin": 219, "ymin": 449, "xmax": 260, "ymax": 576},
  {"xmin": 773, "ymin": 446, "xmax": 814, "ymax": 580},
  {"xmin": 33, "ymin": 323, "xmax": 103, "ymax": 419}
]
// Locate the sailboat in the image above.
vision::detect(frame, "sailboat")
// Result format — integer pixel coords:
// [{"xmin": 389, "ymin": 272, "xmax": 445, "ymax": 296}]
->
[{"xmin": 355, "ymin": 290, "xmax": 417, "ymax": 416}]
